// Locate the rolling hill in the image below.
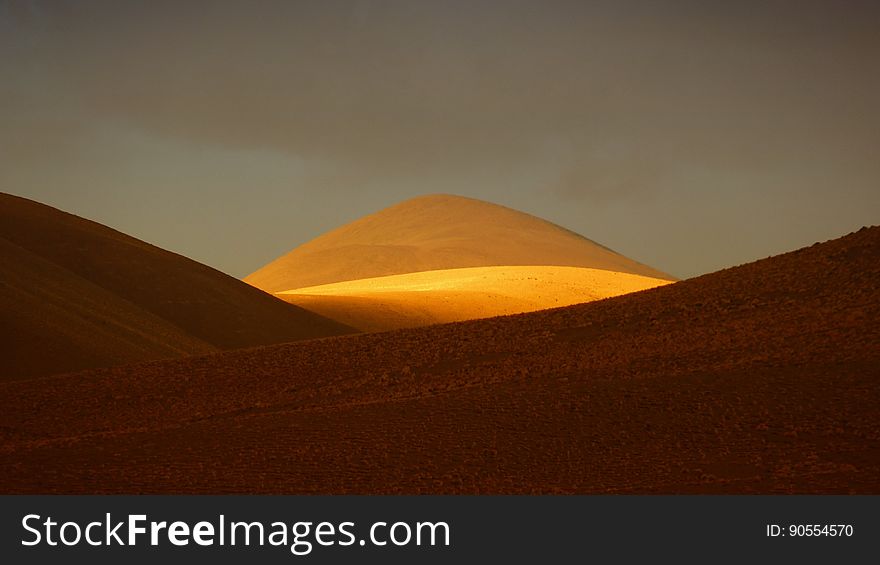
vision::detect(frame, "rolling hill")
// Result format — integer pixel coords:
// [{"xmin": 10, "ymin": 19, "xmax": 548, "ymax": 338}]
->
[
  {"xmin": 245, "ymin": 194, "xmax": 674, "ymax": 293},
  {"xmin": 1, "ymin": 226, "xmax": 877, "ymax": 494},
  {"xmin": 278, "ymin": 265, "xmax": 672, "ymax": 332},
  {"xmin": 0, "ymin": 193, "xmax": 353, "ymax": 380}
]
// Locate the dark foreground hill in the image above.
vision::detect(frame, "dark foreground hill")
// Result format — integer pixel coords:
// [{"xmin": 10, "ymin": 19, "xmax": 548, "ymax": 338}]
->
[
  {"xmin": 0, "ymin": 227, "xmax": 877, "ymax": 493},
  {"xmin": 0, "ymin": 193, "xmax": 353, "ymax": 380}
]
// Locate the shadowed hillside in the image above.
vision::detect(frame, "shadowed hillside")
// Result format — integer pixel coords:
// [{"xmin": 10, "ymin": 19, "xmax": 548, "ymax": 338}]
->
[
  {"xmin": 0, "ymin": 227, "xmax": 877, "ymax": 493},
  {"xmin": 246, "ymin": 194, "xmax": 674, "ymax": 292},
  {"xmin": 0, "ymin": 193, "xmax": 353, "ymax": 380}
]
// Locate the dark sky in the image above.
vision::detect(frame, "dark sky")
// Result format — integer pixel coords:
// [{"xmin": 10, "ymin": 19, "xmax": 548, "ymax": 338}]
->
[{"xmin": 2, "ymin": 0, "xmax": 878, "ymax": 278}]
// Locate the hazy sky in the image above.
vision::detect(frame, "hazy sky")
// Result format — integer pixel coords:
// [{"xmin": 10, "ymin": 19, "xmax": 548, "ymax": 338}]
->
[{"xmin": 2, "ymin": 0, "xmax": 878, "ymax": 279}]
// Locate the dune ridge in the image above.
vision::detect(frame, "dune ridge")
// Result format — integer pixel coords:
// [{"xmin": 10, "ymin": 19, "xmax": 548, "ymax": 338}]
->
[{"xmin": 278, "ymin": 265, "xmax": 673, "ymax": 331}]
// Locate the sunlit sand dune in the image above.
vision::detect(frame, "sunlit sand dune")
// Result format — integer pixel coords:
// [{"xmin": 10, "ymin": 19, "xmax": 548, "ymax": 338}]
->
[
  {"xmin": 246, "ymin": 194, "xmax": 675, "ymax": 293},
  {"xmin": 278, "ymin": 265, "xmax": 672, "ymax": 331}
]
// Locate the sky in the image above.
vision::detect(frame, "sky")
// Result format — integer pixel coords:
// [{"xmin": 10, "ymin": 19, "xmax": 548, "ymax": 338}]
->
[{"xmin": 2, "ymin": 0, "xmax": 878, "ymax": 279}]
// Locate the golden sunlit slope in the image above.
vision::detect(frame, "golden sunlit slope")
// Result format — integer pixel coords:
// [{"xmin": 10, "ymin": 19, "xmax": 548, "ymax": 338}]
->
[
  {"xmin": 278, "ymin": 265, "xmax": 672, "ymax": 332},
  {"xmin": 246, "ymin": 194, "xmax": 674, "ymax": 292},
  {"xmin": 0, "ymin": 193, "xmax": 353, "ymax": 381}
]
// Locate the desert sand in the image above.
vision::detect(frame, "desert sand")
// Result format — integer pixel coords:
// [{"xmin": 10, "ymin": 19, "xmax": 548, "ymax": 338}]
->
[
  {"xmin": 246, "ymin": 194, "xmax": 675, "ymax": 292},
  {"xmin": 1, "ymin": 226, "xmax": 877, "ymax": 494},
  {"xmin": 0, "ymin": 193, "xmax": 353, "ymax": 381},
  {"xmin": 278, "ymin": 265, "xmax": 672, "ymax": 331}
]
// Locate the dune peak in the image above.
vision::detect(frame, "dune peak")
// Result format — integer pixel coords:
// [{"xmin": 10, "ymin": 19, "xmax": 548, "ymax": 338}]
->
[{"xmin": 246, "ymin": 194, "xmax": 673, "ymax": 293}]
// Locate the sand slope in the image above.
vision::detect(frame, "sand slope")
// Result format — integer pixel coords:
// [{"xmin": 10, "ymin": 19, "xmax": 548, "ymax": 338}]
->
[
  {"xmin": 0, "ymin": 193, "xmax": 353, "ymax": 380},
  {"xmin": 1, "ymin": 226, "xmax": 877, "ymax": 493},
  {"xmin": 246, "ymin": 194, "xmax": 674, "ymax": 292},
  {"xmin": 279, "ymin": 265, "xmax": 672, "ymax": 331},
  {"xmin": 0, "ymin": 238, "xmax": 215, "ymax": 380}
]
